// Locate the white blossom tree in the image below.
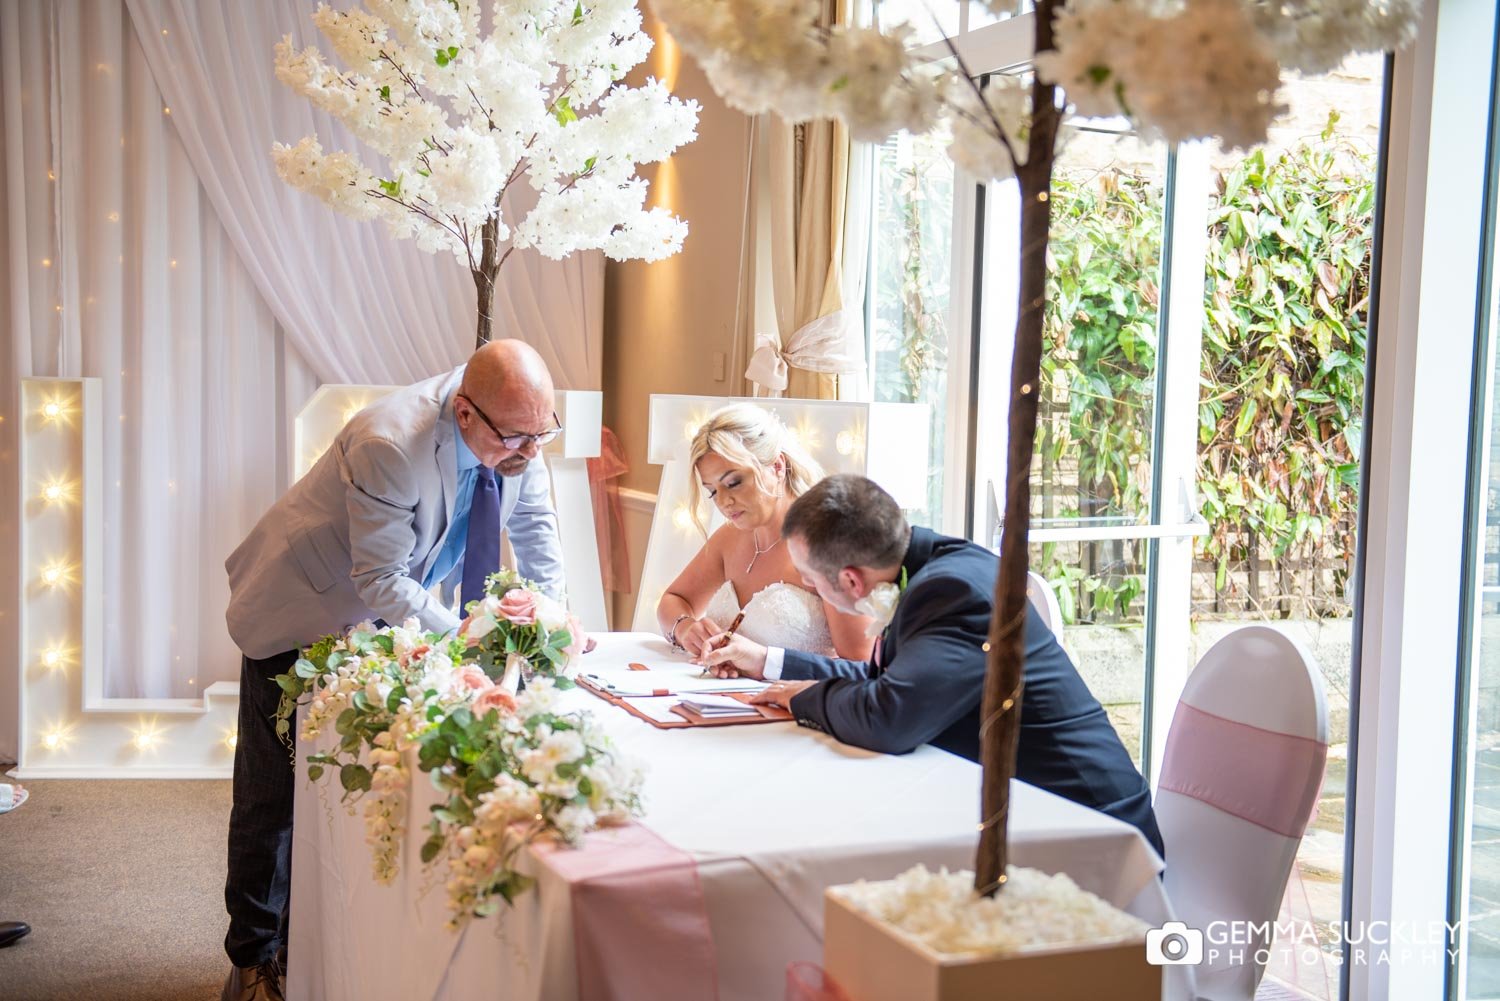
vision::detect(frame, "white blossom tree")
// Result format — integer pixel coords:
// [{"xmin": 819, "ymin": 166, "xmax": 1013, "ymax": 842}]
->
[
  {"xmin": 653, "ymin": 0, "xmax": 1421, "ymax": 895},
  {"xmin": 273, "ymin": 0, "xmax": 701, "ymax": 346}
]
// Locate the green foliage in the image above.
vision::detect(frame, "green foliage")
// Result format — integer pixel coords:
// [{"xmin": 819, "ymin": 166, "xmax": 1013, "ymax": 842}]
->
[
  {"xmin": 1035, "ymin": 168, "xmax": 1162, "ymax": 622},
  {"xmin": 1196, "ymin": 135, "xmax": 1370, "ymax": 617},
  {"xmin": 1035, "ymin": 121, "xmax": 1372, "ymax": 622}
]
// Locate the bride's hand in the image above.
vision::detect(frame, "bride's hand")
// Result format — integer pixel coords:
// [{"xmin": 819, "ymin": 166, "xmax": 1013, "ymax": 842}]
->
[
  {"xmin": 697, "ymin": 634, "xmax": 769, "ymax": 680},
  {"xmin": 676, "ymin": 617, "xmax": 724, "ymax": 658}
]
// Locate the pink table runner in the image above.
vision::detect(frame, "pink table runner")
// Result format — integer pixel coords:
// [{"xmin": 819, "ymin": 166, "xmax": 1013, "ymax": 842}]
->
[{"xmin": 534, "ymin": 822, "xmax": 719, "ymax": 1001}]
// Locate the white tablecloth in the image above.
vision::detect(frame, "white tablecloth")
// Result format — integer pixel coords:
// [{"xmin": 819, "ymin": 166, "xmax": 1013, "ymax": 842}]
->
[{"xmin": 288, "ymin": 633, "xmax": 1178, "ymax": 1001}]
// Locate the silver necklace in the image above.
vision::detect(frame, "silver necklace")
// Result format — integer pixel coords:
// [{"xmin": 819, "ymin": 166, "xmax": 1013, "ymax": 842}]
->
[{"xmin": 746, "ymin": 529, "xmax": 784, "ymax": 575}]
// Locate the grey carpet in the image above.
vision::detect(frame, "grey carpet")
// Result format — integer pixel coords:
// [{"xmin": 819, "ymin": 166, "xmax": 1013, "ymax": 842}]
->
[{"xmin": 0, "ymin": 779, "xmax": 232, "ymax": 1001}]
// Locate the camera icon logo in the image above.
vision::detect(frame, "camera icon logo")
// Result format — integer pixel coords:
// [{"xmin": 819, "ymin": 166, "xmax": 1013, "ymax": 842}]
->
[{"xmin": 1146, "ymin": 922, "xmax": 1204, "ymax": 966}]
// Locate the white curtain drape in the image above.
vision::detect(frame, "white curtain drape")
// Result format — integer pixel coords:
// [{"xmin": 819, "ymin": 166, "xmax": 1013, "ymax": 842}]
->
[
  {"xmin": 0, "ymin": 0, "xmax": 319, "ymax": 744},
  {"xmin": 0, "ymin": 1, "xmax": 606, "ymax": 759},
  {"xmin": 124, "ymin": 0, "xmax": 604, "ymax": 389}
]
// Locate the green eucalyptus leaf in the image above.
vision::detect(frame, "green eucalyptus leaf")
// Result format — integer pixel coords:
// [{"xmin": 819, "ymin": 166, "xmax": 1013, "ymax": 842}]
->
[{"xmin": 340, "ymin": 763, "xmax": 372, "ymax": 794}]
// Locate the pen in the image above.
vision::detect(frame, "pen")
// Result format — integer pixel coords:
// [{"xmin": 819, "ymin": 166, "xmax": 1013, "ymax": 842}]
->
[
  {"xmin": 711, "ymin": 612, "xmax": 746, "ymax": 652},
  {"xmin": 697, "ymin": 612, "xmax": 746, "ymax": 677}
]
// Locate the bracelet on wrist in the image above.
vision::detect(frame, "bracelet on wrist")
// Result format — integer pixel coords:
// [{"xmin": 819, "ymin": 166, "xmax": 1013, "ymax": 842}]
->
[{"xmin": 666, "ymin": 613, "xmax": 692, "ymax": 651}]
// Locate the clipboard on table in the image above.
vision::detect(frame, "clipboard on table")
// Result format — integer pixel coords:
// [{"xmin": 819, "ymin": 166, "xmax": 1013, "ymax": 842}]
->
[{"xmin": 576, "ymin": 674, "xmax": 793, "ymax": 729}]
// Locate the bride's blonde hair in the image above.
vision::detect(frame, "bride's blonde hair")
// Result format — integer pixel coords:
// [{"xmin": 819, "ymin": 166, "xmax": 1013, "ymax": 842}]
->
[{"xmin": 687, "ymin": 403, "xmax": 823, "ymax": 536}]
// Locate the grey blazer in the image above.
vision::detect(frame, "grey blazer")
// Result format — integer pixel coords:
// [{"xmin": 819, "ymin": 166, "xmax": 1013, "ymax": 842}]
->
[{"xmin": 225, "ymin": 367, "xmax": 566, "ymax": 659}]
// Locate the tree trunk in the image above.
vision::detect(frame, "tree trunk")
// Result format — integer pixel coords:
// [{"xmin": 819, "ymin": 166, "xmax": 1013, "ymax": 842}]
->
[
  {"xmin": 473, "ymin": 215, "xmax": 500, "ymax": 348},
  {"xmin": 975, "ymin": 0, "xmax": 1062, "ymax": 897}
]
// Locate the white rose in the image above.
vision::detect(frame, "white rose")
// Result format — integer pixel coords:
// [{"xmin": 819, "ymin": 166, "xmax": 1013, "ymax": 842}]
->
[
  {"xmin": 551, "ymin": 804, "xmax": 597, "ymax": 843},
  {"xmin": 365, "ymin": 678, "xmax": 393, "ymax": 708},
  {"xmin": 533, "ymin": 593, "xmax": 569, "ymax": 631},
  {"xmin": 465, "ymin": 614, "xmax": 498, "ymax": 642}
]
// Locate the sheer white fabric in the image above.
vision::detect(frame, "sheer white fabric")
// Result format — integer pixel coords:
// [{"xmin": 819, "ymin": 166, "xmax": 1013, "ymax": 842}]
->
[
  {"xmin": 123, "ymin": 0, "xmax": 604, "ymax": 389},
  {"xmin": 703, "ymin": 580, "xmax": 836, "ymax": 657},
  {"xmin": 0, "ymin": 0, "xmax": 319, "ymax": 753},
  {"xmin": 0, "ymin": 1, "xmax": 608, "ymax": 758}
]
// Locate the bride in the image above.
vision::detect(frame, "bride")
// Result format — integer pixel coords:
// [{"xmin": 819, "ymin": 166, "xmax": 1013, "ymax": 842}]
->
[{"xmin": 656, "ymin": 404, "xmax": 873, "ymax": 661}]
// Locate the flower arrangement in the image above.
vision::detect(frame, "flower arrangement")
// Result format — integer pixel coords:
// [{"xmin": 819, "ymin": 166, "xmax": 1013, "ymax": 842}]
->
[
  {"xmin": 274, "ymin": 600, "xmax": 643, "ymax": 925},
  {"xmin": 271, "ymin": 0, "xmax": 701, "ymax": 346},
  {"xmin": 458, "ymin": 568, "xmax": 583, "ymax": 692}
]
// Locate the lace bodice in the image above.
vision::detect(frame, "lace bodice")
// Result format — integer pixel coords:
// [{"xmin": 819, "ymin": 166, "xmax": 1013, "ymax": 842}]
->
[{"xmin": 703, "ymin": 581, "xmax": 836, "ymax": 658}]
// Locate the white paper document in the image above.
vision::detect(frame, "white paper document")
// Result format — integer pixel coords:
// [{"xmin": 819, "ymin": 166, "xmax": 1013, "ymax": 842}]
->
[
  {"xmin": 580, "ymin": 665, "xmax": 766, "ymax": 697},
  {"xmin": 678, "ymin": 694, "xmax": 763, "ymax": 717}
]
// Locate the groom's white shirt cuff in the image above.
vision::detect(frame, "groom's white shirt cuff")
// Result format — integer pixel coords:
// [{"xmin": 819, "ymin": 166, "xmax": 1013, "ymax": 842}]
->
[{"xmin": 763, "ymin": 647, "xmax": 786, "ymax": 681}]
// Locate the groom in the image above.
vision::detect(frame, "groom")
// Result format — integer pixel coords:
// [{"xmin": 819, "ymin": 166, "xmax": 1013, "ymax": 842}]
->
[
  {"xmin": 701, "ymin": 474, "xmax": 1163, "ymax": 857},
  {"xmin": 220, "ymin": 340, "xmax": 569, "ymax": 1001}
]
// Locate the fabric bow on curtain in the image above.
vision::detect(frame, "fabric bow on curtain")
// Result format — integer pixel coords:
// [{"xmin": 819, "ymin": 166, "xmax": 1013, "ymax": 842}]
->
[{"xmin": 735, "ymin": 0, "xmax": 869, "ymax": 401}]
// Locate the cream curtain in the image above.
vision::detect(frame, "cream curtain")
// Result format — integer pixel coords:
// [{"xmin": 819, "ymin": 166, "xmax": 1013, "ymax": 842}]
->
[
  {"xmin": 736, "ymin": 0, "xmax": 866, "ymax": 400},
  {"xmin": 0, "ymin": 0, "xmax": 607, "ymax": 761},
  {"xmin": 0, "ymin": 0, "xmax": 319, "ymax": 748},
  {"xmin": 124, "ymin": 0, "xmax": 605, "ymax": 390}
]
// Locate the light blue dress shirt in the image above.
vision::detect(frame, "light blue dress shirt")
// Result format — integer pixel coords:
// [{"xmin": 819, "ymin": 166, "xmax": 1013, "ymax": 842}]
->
[{"xmin": 422, "ymin": 413, "xmax": 483, "ymax": 588}]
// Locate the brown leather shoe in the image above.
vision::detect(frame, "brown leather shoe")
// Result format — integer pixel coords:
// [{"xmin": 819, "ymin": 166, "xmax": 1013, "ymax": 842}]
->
[{"xmin": 221, "ymin": 958, "xmax": 286, "ymax": 1001}]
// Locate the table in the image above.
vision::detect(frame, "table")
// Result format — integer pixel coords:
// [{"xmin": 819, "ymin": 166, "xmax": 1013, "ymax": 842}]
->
[{"xmin": 288, "ymin": 633, "xmax": 1178, "ymax": 1000}]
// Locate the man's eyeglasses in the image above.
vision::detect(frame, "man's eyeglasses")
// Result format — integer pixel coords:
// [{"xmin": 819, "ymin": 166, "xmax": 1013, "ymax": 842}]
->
[{"xmin": 458, "ymin": 394, "xmax": 563, "ymax": 450}]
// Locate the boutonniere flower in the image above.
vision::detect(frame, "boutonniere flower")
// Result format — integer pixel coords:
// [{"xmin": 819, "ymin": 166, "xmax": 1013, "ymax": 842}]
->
[{"xmin": 855, "ymin": 569, "xmax": 909, "ymax": 638}]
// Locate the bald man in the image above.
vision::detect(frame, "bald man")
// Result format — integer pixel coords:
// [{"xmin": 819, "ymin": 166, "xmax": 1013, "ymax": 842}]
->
[{"xmin": 219, "ymin": 341, "xmax": 568, "ymax": 1001}]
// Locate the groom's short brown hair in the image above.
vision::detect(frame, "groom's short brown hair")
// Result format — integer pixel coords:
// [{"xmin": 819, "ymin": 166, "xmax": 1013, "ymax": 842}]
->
[{"xmin": 783, "ymin": 474, "xmax": 910, "ymax": 579}]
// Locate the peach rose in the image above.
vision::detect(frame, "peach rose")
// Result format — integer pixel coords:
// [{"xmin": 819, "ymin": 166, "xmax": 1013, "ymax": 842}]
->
[
  {"xmin": 474, "ymin": 685, "xmax": 518, "ymax": 718},
  {"xmin": 495, "ymin": 588, "xmax": 538, "ymax": 626},
  {"xmin": 398, "ymin": 643, "xmax": 431, "ymax": 668},
  {"xmin": 458, "ymin": 664, "xmax": 490, "ymax": 690},
  {"xmin": 561, "ymin": 615, "xmax": 585, "ymax": 661}
]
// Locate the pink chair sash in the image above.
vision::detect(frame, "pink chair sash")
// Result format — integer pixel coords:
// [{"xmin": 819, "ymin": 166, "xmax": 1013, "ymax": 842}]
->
[
  {"xmin": 1158, "ymin": 702, "xmax": 1327, "ymax": 839},
  {"xmin": 535, "ymin": 822, "xmax": 718, "ymax": 1001}
]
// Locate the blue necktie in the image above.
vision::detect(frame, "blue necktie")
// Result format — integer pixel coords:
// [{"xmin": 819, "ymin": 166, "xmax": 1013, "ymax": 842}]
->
[{"xmin": 461, "ymin": 466, "xmax": 501, "ymax": 608}]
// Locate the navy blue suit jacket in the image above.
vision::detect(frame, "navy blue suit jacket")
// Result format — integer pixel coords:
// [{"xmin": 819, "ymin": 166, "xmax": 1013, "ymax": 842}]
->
[{"xmin": 784, "ymin": 528, "xmax": 1164, "ymax": 857}]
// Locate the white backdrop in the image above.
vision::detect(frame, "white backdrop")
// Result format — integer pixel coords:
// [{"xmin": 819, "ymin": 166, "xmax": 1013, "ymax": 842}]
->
[{"xmin": 0, "ymin": 1, "xmax": 606, "ymax": 760}]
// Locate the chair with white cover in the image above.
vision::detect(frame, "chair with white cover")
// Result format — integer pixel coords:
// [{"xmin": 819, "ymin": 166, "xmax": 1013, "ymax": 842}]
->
[
  {"xmin": 1026, "ymin": 570, "xmax": 1064, "ymax": 633},
  {"xmin": 1155, "ymin": 625, "xmax": 1329, "ymax": 1000}
]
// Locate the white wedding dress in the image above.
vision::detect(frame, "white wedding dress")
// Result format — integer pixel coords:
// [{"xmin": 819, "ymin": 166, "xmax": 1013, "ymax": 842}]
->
[{"xmin": 702, "ymin": 580, "xmax": 837, "ymax": 658}]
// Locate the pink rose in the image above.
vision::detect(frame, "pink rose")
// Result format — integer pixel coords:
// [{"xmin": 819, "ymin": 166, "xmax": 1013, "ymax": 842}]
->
[
  {"xmin": 458, "ymin": 664, "xmax": 490, "ymax": 690},
  {"xmin": 496, "ymin": 589, "xmax": 538, "ymax": 626},
  {"xmin": 561, "ymin": 615, "xmax": 585, "ymax": 661},
  {"xmin": 398, "ymin": 643, "xmax": 431, "ymax": 668},
  {"xmin": 474, "ymin": 685, "xmax": 518, "ymax": 718}
]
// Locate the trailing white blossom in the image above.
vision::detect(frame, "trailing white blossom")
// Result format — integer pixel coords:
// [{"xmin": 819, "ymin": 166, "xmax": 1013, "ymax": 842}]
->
[
  {"xmin": 945, "ymin": 76, "xmax": 1076, "ymax": 184},
  {"xmin": 651, "ymin": 0, "xmax": 945, "ymax": 141},
  {"xmin": 653, "ymin": 0, "xmax": 1422, "ymax": 180},
  {"xmin": 1037, "ymin": 0, "xmax": 1285, "ymax": 150},
  {"xmin": 272, "ymin": 0, "xmax": 699, "ymax": 275},
  {"xmin": 1246, "ymin": 0, "xmax": 1422, "ymax": 74}
]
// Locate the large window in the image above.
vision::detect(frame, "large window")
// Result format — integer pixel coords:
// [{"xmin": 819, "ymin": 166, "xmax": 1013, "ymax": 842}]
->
[
  {"xmin": 866, "ymin": 126, "xmax": 955, "ymax": 528},
  {"xmin": 1454, "ymin": 31, "xmax": 1500, "ymax": 997},
  {"xmin": 858, "ymin": 21, "xmax": 1385, "ymax": 999}
]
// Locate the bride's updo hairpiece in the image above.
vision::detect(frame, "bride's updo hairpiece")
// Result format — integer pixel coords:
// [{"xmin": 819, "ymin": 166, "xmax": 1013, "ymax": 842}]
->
[{"xmin": 686, "ymin": 403, "xmax": 824, "ymax": 535}]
